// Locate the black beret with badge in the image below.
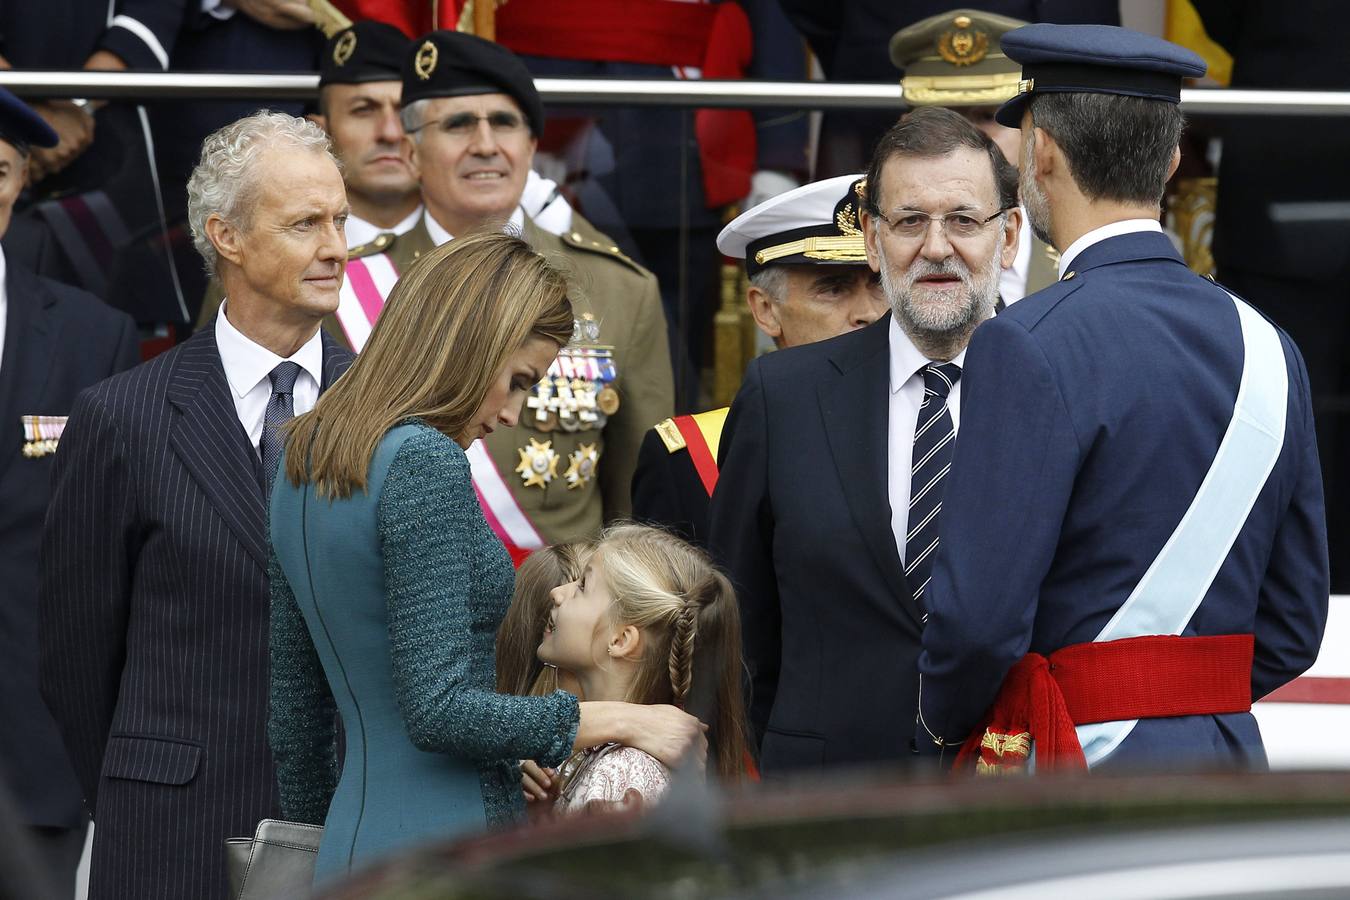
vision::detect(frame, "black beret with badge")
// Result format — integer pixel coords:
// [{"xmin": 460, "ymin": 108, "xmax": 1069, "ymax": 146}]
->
[
  {"xmin": 717, "ymin": 173, "xmax": 869, "ymax": 278},
  {"xmin": 319, "ymin": 21, "xmax": 410, "ymax": 88},
  {"xmin": 889, "ymin": 9, "xmax": 1029, "ymax": 108},
  {"xmin": 995, "ymin": 23, "xmax": 1207, "ymax": 127},
  {"xmin": 0, "ymin": 85, "xmax": 57, "ymax": 155},
  {"xmin": 401, "ymin": 30, "xmax": 545, "ymax": 137}
]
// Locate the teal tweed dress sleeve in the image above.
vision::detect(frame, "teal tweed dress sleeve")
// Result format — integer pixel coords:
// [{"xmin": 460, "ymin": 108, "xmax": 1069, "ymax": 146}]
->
[
  {"xmin": 267, "ymin": 545, "xmax": 339, "ymax": 825},
  {"xmin": 378, "ymin": 428, "xmax": 580, "ymax": 767}
]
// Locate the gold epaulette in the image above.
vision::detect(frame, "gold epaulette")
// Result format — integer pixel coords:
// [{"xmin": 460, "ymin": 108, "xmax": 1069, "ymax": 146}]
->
[
  {"xmin": 347, "ymin": 232, "xmax": 395, "ymax": 260},
  {"xmin": 561, "ymin": 229, "xmax": 647, "ymax": 276},
  {"xmin": 654, "ymin": 418, "xmax": 686, "ymax": 454}
]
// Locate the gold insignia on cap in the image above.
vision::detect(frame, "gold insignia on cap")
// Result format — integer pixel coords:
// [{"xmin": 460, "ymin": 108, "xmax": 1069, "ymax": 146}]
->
[
  {"xmin": 333, "ymin": 30, "xmax": 357, "ymax": 67},
  {"xmin": 938, "ymin": 21, "xmax": 989, "ymax": 67},
  {"xmin": 414, "ymin": 40, "xmax": 438, "ymax": 81},
  {"xmin": 854, "ymin": 177, "xmax": 867, "ymax": 201},
  {"xmin": 835, "ymin": 202, "xmax": 863, "ymax": 237},
  {"xmin": 1018, "ymin": 77, "xmax": 1036, "ymax": 94}
]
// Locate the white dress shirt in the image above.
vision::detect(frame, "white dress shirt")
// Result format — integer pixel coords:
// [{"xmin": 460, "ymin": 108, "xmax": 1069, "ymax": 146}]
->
[
  {"xmin": 344, "ymin": 204, "xmax": 424, "ymax": 250},
  {"xmin": 887, "ymin": 315, "xmax": 966, "ymax": 564},
  {"xmin": 215, "ymin": 301, "xmax": 324, "ymax": 454},
  {"xmin": 1057, "ymin": 218, "xmax": 1163, "ymax": 279},
  {"xmin": 999, "ymin": 213, "xmax": 1034, "ymax": 305},
  {"xmin": 0, "ymin": 245, "xmax": 8, "ymax": 374},
  {"xmin": 425, "ymin": 206, "xmax": 526, "ymax": 246}
]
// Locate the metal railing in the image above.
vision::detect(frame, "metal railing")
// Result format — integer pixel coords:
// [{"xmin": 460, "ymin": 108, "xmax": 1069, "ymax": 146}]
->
[{"xmin": 0, "ymin": 71, "xmax": 1348, "ymax": 115}]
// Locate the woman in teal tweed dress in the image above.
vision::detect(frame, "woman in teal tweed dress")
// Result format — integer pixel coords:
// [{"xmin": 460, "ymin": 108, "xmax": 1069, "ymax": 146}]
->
[{"xmin": 266, "ymin": 234, "xmax": 703, "ymax": 885}]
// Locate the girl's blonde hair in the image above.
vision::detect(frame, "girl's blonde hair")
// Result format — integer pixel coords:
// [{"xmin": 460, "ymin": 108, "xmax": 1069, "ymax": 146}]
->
[
  {"xmin": 596, "ymin": 524, "xmax": 749, "ymax": 781},
  {"xmin": 496, "ymin": 542, "xmax": 596, "ymax": 697},
  {"xmin": 284, "ymin": 231, "xmax": 574, "ymax": 497}
]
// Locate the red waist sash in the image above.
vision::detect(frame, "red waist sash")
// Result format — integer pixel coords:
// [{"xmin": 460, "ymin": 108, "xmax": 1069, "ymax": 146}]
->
[{"xmin": 955, "ymin": 633, "xmax": 1254, "ymax": 773}]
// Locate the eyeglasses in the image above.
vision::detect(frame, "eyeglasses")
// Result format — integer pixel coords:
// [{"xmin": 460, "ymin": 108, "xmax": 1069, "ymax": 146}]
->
[
  {"xmin": 873, "ymin": 206, "xmax": 1012, "ymax": 241},
  {"xmin": 410, "ymin": 111, "xmax": 527, "ymax": 139}
]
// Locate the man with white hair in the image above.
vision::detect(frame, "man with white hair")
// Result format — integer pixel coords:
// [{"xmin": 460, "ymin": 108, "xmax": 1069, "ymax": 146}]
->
[
  {"xmin": 708, "ymin": 106, "xmax": 1019, "ymax": 774},
  {"xmin": 39, "ymin": 110, "xmax": 354, "ymax": 899}
]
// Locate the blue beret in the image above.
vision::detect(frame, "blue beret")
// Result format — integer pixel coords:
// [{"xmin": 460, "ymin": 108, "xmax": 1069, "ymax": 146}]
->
[
  {"xmin": 0, "ymin": 86, "xmax": 57, "ymax": 152},
  {"xmin": 995, "ymin": 24, "xmax": 1206, "ymax": 127}
]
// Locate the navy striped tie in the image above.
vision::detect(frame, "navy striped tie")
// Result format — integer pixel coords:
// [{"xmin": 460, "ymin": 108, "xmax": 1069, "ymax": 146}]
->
[
  {"xmin": 260, "ymin": 361, "xmax": 301, "ymax": 500},
  {"xmin": 906, "ymin": 361, "xmax": 961, "ymax": 614}
]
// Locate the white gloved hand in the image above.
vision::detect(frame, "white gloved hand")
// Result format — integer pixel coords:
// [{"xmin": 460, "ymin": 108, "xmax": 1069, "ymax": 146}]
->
[{"xmin": 742, "ymin": 170, "xmax": 800, "ymax": 212}]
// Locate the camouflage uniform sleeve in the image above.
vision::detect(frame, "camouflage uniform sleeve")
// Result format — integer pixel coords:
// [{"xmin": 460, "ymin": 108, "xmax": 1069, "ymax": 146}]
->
[{"xmin": 599, "ymin": 270, "xmax": 674, "ymax": 523}]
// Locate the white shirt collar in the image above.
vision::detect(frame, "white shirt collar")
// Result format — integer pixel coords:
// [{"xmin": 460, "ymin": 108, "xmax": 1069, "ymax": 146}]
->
[
  {"xmin": 344, "ymin": 204, "xmax": 424, "ymax": 250},
  {"xmin": 424, "ymin": 206, "xmax": 526, "ymax": 247},
  {"xmin": 888, "ymin": 313, "xmax": 968, "ymax": 395},
  {"xmin": 1057, "ymin": 218, "xmax": 1162, "ymax": 279},
  {"xmin": 216, "ymin": 300, "xmax": 325, "ymax": 400}
]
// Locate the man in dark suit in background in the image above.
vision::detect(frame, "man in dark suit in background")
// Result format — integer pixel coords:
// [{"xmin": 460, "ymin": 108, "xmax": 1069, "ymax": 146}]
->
[
  {"xmin": 708, "ymin": 107, "xmax": 1021, "ymax": 774},
  {"xmin": 0, "ymin": 87, "xmax": 139, "ymax": 900},
  {"xmin": 39, "ymin": 111, "xmax": 353, "ymax": 900}
]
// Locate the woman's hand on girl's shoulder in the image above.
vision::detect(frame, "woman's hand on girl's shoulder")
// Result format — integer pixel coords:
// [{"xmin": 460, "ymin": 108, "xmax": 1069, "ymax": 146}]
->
[{"xmin": 628, "ymin": 705, "xmax": 708, "ymax": 771}]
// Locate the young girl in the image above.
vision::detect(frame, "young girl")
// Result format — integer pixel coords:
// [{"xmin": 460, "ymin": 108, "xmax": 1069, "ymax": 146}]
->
[
  {"xmin": 538, "ymin": 524, "xmax": 749, "ymax": 814},
  {"xmin": 496, "ymin": 542, "xmax": 595, "ymax": 697}
]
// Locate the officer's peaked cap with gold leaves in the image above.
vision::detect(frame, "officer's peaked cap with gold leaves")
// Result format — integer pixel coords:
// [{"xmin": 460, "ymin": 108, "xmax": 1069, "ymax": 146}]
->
[{"xmin": 718, "ymin": 174, "xmax": 869, "ymax": 278}]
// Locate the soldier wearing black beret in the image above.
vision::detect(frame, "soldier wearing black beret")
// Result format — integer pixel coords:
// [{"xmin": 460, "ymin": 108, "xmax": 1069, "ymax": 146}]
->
[{"xmin": 312, "ymin": 21, "xmax": 421, "ymax": 249}]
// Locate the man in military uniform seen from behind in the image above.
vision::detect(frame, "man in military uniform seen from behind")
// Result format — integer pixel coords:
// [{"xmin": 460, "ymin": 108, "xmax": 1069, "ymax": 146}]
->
[
  {"xmin": 632, "ymin": 175, "xmax": 888, "ymax": 545},
  {"xmin": 890, "ymin": 9, "xmax": 1058, "ymax": 304},
  {"xmin": 309, "ymin": 21, "xmax": 421, "ymax": 250}
]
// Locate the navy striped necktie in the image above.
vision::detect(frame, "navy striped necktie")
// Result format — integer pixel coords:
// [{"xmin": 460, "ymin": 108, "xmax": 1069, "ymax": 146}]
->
[
  {"xmin": 260, "ymin": 361, "xmax": 301, "ymax": 500},
  {"xmin": 906, "ymin": 361, "xmax": 961, "ymax": 614}
]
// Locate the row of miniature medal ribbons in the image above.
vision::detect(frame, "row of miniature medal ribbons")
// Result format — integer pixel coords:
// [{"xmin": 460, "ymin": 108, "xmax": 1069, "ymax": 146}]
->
[
  {"xmin": 528, "ymin": 346, "xmax": 620, "ymax": 432},
  {"xmin": 22, "ymin": 414, "xmax": 66, "ymax": 458}
]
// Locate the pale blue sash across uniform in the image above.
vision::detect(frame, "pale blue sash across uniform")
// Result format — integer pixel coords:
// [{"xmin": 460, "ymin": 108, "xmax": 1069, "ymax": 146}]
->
[{"xmin": 1076, "ymin": 293, "xmax": 1288, "ymax": 766}]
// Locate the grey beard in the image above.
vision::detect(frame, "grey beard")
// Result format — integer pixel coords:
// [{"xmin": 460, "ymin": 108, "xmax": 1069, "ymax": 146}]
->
[
  {"xmin": 879, "ymin": 241, "xmax": 1001, "ymax": 352},
  {"xmin": 1020, "ymin": 133, "xmax": 1056, "ymax": 248}
]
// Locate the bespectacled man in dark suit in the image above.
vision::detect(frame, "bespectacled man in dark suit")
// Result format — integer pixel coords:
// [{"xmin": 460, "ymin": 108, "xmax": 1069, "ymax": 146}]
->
[{"xmin": 39, "ymin": 110, "xmax": 354, "ymax": 900}]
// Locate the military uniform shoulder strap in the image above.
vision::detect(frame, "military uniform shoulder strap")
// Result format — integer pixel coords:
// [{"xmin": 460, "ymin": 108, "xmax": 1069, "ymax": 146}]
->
[
  {"xmin": 654, "ymin": 418, "xmax": 686, "ymax": 453},
  {"xmin": 559, "ymin": 225, "xmax": 650, "ymax": 277},
  {"xmin": 347, "ymin": 231, "xmax": 397, "ymax": 260}
]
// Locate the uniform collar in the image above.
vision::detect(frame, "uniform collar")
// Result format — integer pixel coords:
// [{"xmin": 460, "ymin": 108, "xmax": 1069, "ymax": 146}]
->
[
  {"xmin": 215, "ymin": 300, "xmax": 324, "ymax": 400},
  {"xmin": 1057, "ymin": 218, "xmax": 1162, "ymax": 279}
]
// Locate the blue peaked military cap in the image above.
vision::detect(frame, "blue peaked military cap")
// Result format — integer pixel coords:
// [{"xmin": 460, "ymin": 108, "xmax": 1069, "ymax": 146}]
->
[
  {"xmin": 0, "ymin": 86, "xmax": 57, "ymax": 152},
  {"xmin": 995, "ymin": 24, "xmax": 1206, "ymax": 127}
]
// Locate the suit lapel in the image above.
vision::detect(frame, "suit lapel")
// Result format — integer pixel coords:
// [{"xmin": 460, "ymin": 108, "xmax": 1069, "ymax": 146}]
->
[
  {"xmin": 0, "ymin": 268, "xmax": 57, "ymax": 478},
  {"xmin": 319, "ymin": 332, "xmax": 353, "ymax": 387},
  {"xmin": 818, "ymin": 315, "xmax": 920, "ymax": 628},
  {"xmin": 166, "ymin": 325, "xmax": 268, "ymax": 571}
]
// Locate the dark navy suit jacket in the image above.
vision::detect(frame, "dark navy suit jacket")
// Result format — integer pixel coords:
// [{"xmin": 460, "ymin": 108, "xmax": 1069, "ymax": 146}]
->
[
  {"xmin": 39, "ymin": 321, "xmax": 351, "ymax": 899},
  {"xmin": 918, "ymin": 231, "xmax": 1328, "ymax": 768},
  {"xmin": 0, "ymin": 265, "xmax": 138, "ymax": 829},
  {"xmin": 709, "ymin": 313, "xmax": 925, "ymax": 774}
]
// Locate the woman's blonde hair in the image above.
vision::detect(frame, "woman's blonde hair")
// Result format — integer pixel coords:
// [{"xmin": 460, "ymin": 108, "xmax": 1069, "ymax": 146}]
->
[
  {"xmin": 596, "ymin": 524, "xmax": 750, "ymax": 781},
  {"xmin": 496, "ymin": 541, "xmax": 596, "ymax": 697},
  {"xmin": 284, "ymin": 231, "xmax": 573, "ymax": 497}
]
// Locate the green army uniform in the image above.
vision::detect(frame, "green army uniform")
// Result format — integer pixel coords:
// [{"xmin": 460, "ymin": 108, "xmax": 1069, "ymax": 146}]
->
[
  {"xmin": 387, "ymin": 218, "xmax": 674, "ymax": 543},
  {"xmin": 890, "ymin": 8, "xmax": 1058, "ymax": 297}
]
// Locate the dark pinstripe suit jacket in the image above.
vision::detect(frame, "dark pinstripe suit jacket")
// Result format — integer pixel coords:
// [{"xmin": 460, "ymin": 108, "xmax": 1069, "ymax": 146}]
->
[{"xmin": 38, "ymin": 320, "xmax": 351, "ymax": 900}]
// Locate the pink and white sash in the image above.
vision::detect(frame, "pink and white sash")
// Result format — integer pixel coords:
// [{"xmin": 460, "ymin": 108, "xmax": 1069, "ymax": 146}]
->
[
  {"xmin": 336, "ymin": 253, "xmax": 400, "ymax": 351},
  {"xmin": 466, "ymin": 440, "xmax": 546, "ymax": 566}
]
